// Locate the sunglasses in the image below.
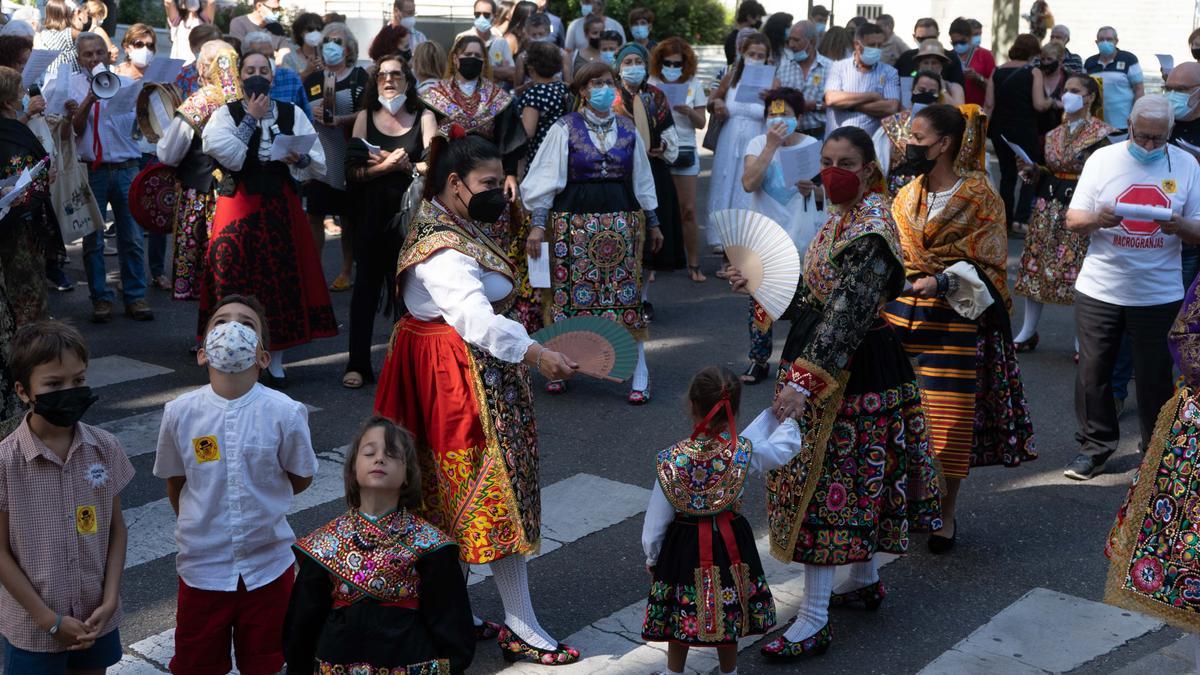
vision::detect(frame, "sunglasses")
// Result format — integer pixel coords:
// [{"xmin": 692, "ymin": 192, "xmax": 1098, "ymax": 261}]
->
[
  {"xmin": 474, "ymin": 11, "xmax": 492, "ymax": 18},
  {"xmin": 132, "ymin": 39, "xmax": 156, "ymax": 50},
  {"xmin": 377, "ymin": 69, "xmax": 406, "ymax": 80},
  {"xmin": 323, "ymin": 36, "xmax": 344, "ymax": 45},
  {"xmin": 662, "ymin": 59, "xmax": 684, "ymax": 67}
]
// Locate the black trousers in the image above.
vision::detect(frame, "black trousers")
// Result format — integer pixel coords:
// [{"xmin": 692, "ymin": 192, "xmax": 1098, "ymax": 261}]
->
[
  {"xmin": 1074, "ymin": 291, "xmax": 1180, "ymax": 460},
  {"xmin": 991, "ymin": 134, "xmax": 1036, "ymax": 226},
  {"xmin": 346, "ymin": 231, "xmax": 401, "ymax": 380}
]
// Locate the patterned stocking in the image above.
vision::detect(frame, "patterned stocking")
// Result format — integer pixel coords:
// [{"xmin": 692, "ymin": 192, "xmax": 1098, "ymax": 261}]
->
[
  {"xmin": 490, "ymin": 554, "xmax": 557, "ymax": 650},
  {"xmin": 783, "ymin": 564, "xmax": 833, "ymax": 642}
]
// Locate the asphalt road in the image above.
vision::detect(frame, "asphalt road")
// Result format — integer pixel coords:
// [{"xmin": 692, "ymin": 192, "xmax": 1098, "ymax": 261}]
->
[{"xmin": 26, "ymin": 150, "xmax": 1188, "ymax": 675}]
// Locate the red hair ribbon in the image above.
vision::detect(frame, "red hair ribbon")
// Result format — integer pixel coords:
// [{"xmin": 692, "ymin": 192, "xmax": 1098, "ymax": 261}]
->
[
  {"xmin": 689, "ymin": 389, "xmax": 737, "ymax": 451},
  {"xmin": 448, "ymin": 123, "xmax": 467, "ymax": 140}
]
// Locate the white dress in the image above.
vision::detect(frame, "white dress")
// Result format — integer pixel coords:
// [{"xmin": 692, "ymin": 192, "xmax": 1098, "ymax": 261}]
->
[{"xmin": 706, "ymin": 82, "xmax": 764, "ymax": 246}]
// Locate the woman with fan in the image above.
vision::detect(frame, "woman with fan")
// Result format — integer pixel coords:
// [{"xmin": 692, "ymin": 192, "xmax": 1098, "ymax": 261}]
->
[
  {"xmin": 521, "ymin": 61, "xmax": 664, "ymax": 404},
  {"xmin": 342, "ymin": 54, "xmax": 425, "ymax": 390},
  {"xmin": 420, "ymin": 35, "xmax": 527, "ymax": 252},
  {"xmin": 738, "ymin": 87, "xmax": 823, "ymax": 385},
  {"xmin": 374, "ymin": 132, "xmax": 582, "ymax": 666},
  {"xmin": 728, "ymin": 126, "xmax": 942, "ymax": 660},
  {"xmin": 882, "ymin": 103, "xmax": 1037, "ymax": 555}
]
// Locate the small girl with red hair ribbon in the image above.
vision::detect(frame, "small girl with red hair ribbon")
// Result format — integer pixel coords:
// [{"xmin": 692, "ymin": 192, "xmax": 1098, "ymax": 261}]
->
[{"xmin": 640, "ymin": 366, "xmax": 802, "ymax": 675}]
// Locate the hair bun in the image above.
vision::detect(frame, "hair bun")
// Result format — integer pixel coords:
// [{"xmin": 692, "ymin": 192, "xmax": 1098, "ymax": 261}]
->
[{"xmin": 448, "ymin": 123, "xmax": 467, "ymax": 140}]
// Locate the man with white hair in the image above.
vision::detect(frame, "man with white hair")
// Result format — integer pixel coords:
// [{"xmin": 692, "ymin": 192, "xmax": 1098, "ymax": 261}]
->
[
  {"xmin": 774, "ymin": 21, "xmax": 830, "ymax": 137},
  {"xmin": 1086, "ymin": 26, "xmax": 1145, "ymax": 132},
  {"xmin": 1063, "ymin": 95, "xmax": 1200, "ymax": 480},
  {"xmin": 1049, "ymin": 24, "xmax": 1083, "ymax": 73},
  {"xmin": 241, "ymin": 31, "xmax": 311, "ymax": 119}
]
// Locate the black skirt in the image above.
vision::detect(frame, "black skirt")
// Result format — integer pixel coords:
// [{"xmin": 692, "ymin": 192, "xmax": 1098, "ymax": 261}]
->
[{"xmin": 644, "ymin": 156, "xmax": 685, "ymax": 271}]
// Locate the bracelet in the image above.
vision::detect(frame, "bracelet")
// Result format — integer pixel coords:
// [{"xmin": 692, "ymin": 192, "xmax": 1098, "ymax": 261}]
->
[
  {"xmin": 48, "ymin": 614, "xmax": 61, "ymax": 636},
  {"xmin": 535, "ymin": 346, "xmax": 545, "ymax": 371}
]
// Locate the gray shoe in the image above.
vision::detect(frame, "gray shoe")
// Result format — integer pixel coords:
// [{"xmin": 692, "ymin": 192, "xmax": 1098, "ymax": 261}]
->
[{"xmin": 1064, "ymin": 453, "xmax": 1106, "ymax": 481}]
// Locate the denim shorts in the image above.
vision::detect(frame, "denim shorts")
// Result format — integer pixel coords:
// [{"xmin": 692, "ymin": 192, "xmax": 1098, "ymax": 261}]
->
[{"xmin": 3, "ymin": 628, "xmax": 122, "ymax": 673}]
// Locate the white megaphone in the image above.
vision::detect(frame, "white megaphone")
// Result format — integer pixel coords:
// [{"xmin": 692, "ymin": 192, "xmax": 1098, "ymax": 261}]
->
[{"xmin": 90, "ymin": 63, "xmax": 120, "ymax": 99}]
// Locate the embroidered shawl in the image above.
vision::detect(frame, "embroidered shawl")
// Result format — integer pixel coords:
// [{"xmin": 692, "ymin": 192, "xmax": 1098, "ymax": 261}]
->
[
  {"xmin": 1044, "ymin": 116, "xmax": 1114, "ymax": 174},
  {"xmin": 656, "ymin": 435, "xmax": 753, "ymax": 516},
  {"xmin": 421, "ymin": 78, "xmax": 513, "ymax": 140},
  {"xmin": 802, "ymin": 191, "xmax": 904, "ymax": 306},
  {"xmin": 176, "ymin": 44, "xmax": 242, "ymax": 134},
  {"xmin": 397, "ymin": 199, "xmax": 515, "ymax": 282}
]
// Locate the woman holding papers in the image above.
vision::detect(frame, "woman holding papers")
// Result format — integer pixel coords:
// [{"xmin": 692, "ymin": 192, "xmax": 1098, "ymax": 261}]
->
[
  {"xmin": 1012, "ymin": 74, "xmax": 1113, "ymax": 350},
  {"xmin": 200, "ymin": 51, "xmax": 336, "ymax": 383},
  {"xmin": 738, "ymin": 87, "xmax": 822, "ymax": 385},
  {"xmin": 521, "ymin": 61, "xmax": 663, "ymax": 403},
  {"xmin": 374, "ymin": 132, "xmax": 581, "ymax": 666},
  {"xmin": 727, "ymin": 126, "xmax": 941, "ymax": 660},
  {"xmin": 155, "ymin": 40, "xmax": 241, "ymax": 303},
  {"xmin": 882, "ymin": 104, "xmax": 1037, "ymax": 554},
  {"xmin": 342, "ymin": 54, "xmax": 424, "ymax": 389},
  {"xmin": 706, "ymin": 32, "xmax": 769, "ymax": 257}
]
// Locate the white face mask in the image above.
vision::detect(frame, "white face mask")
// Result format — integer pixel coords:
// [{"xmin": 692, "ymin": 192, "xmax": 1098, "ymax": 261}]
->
[
  {"xmin": 203, "ymin": 322, "xmax": 261, "ymax": 374},
  {"xmin": 1061, "ymin": 91, "xmax": 1085, "ymax": 115},
  {"xmin": 304, "ymin": 31, "xmax": 322, "ymax": 47},
  {"xmin": 459, "ymin": 79, "xmax": 477, "ymax": 96},
  {"xmin": 379, "ymin": 94, "xmax": 406, "ymax": 114},
  {"xmin": 744, "ymin": 57, "xmax": 765, "ymax": 66},
  {"xmin": 130, "ymin": 47, "xmax": 153, "ymax": 68},
  {"xmin": 185, "ymin": 0, "xmax": 199, "ymax": 11}
]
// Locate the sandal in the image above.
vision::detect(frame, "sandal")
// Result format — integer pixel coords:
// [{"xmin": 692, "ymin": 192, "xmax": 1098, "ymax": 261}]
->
[
  {"xmin": 329, "ymin": 273, "xmax": 353, "ymax": 292},
  {"xmin": 740, "ymin": 361, "xmax": 770, "ymax": 385},
  {"xmin": 688, "ymin": 265, "xmax": 707, "ymax": 283},
  {"xmin": 545, "ymin": 379, "xmax": 566, "ymax": 394},
  {"xmin": 342, "ymin": 371, "xmax": 365, "ymax": 389}
]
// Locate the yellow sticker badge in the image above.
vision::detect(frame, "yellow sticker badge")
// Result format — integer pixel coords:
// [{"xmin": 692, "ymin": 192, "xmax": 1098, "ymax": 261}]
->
[
  {"xmin": 192, "ymin": 436, "xmax": 221, "ymax": 463},
  {"xmin": 76, "ymin": 505, "xmax": 97, "ymax": 534},
  {"xmin": 1164, "ymin": 179, "xmax": 1178, "ymax": 194},
  {"xmin": 309, "ymin": 84, "xmax": 322, "ymax": 97}
]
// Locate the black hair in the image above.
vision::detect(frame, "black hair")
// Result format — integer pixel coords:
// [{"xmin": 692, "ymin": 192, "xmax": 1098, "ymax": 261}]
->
[
  {"xmin": 427, "ymin": 134, "xmax": 502, "ymax": 199},
  {"xmin": 762, "ymin": 86, "xmax": 805, "ymax": 119},
  {"xmin": 291, "ymin": 12, "xmax": 323, "ymax": 43},
  {"xmin": 762, "ymin": 13, "xmax": 792, "ymax": 60},
  {"xmin": 855, "ymin": 23, "xmax": 885, "ymax": 42},
  {"xmin": 687, "ymin": 366, "xmax": 741, "ymax": 436},
  {"xmin": 525, "ymin": 40, "xmax": 562, "ymax": 78},
  {"xmin": 914, "ymin": 103, "xmax": 966, "ymax": 156},
  {"xmin": 599, "ymin": 29, "xmax": 622, "ymax": 47},
  {"xmin": 914, "ymin": 68, "xmax": 944, "ymax": 92},
  {"xmin": 735, "ymin": 0, "xmax": 766, "ymax": 24},
  {"xmin": 825, "ymin": 125, "xmax": 878, "ymax": 165},
  {"xmin": 948, "ymin": 17, "xmax": 972, "ymax": 38},
  {"xmin": 365, "ymin": 54, "xmax": 420, "ymax": 114}
]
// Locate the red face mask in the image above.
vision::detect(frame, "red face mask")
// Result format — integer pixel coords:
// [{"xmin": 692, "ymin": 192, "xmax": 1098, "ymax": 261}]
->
[{"xmin": 820, "ymin": 166, "xmax": 862, "ymax": 205}]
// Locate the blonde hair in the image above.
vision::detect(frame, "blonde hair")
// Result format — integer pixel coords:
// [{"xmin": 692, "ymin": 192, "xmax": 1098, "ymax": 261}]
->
[
  {"xmin": 84, "ymin": 0, "xmax": 106, "ymax": 22},
  {"xmin": 42, "ymin": 0, "xmax": 70, "ymax": 31}
]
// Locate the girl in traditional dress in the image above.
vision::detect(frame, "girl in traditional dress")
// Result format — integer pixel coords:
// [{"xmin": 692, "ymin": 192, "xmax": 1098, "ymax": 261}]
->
[
  {"xmin": 374, "ymin": 133, "xmax": 581, "ymax": 665},
  {"xmin": 421, "ymin": 35, "xmax": 527, "ymax": 252},
  {"xmin": 614, "ymin": 41, "xmax": 682, "ymax": 322},
  {"xmin": 738, "ymin": 88, "xmax": 822, "ymax": 386},
  {"xmin": 284, "ymin": 417, "xmax": 476, "ymax": 673},
  {"xmin": 342, "ymin": 54, "xmax": 424, "ymax": 389},
  {"xmin": 521, "ymin": 61, "xmax": 664, "ymax": 403},
  {"xmin": 1012, "ymin": 74, "xmax": 1113, "ymax": 350},
  {"xmin": 727, "ymin": 126, "xmax": 942, "ymax": 659},
  {"xmin": 156, "ymin": 40, "xmax": 240, "ymax": 305},
  {"xmin": 874, "ymin": 71, "xmax": 948, "ymax": 200},
  {"xmin": 882, "ymin": 104, "xmax": 1037, "ymax": 554},
  {"xmin": 641, "ymin": 366, "xmax": 801, "ymax": 674},
  {"xmin": 200, "ymin": 52, "xmax": 337, "ymax": 385}
]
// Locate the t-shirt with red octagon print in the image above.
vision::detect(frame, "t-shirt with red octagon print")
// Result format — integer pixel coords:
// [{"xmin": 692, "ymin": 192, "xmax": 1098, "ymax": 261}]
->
[{"xmin": 1070, "ymin": 142, "xmax": 1200, "ymax": 307}]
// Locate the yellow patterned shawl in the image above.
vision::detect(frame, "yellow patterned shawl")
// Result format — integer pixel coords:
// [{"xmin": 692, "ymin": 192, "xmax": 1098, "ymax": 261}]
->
[
  {"xmin": 176, "ymin": 43, "xmax": 242, "ymax": 134},
  {"xmin": 892, "ymin": 171, "xmax": 1011, "ymax": 311}
]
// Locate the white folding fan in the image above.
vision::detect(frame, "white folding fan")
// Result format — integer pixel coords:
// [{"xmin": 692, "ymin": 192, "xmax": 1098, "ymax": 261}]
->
[{"xmin": 711, "ymin": 209, "xmax": 801, "ymax": 320}]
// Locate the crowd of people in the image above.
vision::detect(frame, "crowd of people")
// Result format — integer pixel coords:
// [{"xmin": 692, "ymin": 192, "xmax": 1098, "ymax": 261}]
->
[{"xmin": 0, "ymin": 0, "xmax": 1199, "ymax": 673}]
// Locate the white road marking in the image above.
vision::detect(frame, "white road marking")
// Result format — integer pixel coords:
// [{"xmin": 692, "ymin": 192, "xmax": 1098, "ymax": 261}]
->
[
  {"xmin": 110, "ymin": 653, "xmax": 168, "ymax": 674},
  {"xmin": 917, "ymin": 587, "xmax": 1164, "ymax": 674},
  {"xmin": 87, "ymin": 355, "xmax": 174, "ymax": 389}
]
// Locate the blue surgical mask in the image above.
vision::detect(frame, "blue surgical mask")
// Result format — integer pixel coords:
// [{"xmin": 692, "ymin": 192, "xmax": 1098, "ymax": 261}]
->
[
  {"xmin": 954, "ymin": 42, "xmax": 970, "ymax": 55},
  {"xmin": 621, "ymin": 64, "xmax": 646, "ymax": 86},
  {"xmin": 1127, "ymin": 140, "xmax": 1166, "ymax": 164},
  {"xmin": 600, "ymin": 50, "xmax": 616, "ymax": 65},
  {"xmin": 661, "ymin": 65, "xmax": 682, "ymax": 82},
  {"xmin": 474, "ymin": 15, "xmax": 492, "ymax": 33},
  {"xmin": 1169, "ymin": 90, "xmax": 1197, "ymax": 119},
  {"xmin": 322, "ymin": 41, "xmax": 345, "ymax": 66},
  {"xmin": 815, "ymin": 22, "xmax": 826, "ymax": 34},
  {"xmin": 859, "ymin": 46, "xmax": 882, "ymax": 66},
  {"xmin": 260, "ymin": 7, "xmax": 278, "ymax": 22},
  {"xmin": 631, "ymin": 25, "xmax": 650, "ymax": 41},
  {"xmin": 1097, "ymin": 40, "xmax": 1116, "ymax": 56},
  {"xmin": 971, "ymin": 35, "xmax": 982, "ymax": 47},
  {"xmin": 580, "ymin": 3, "xmax": 592, "ymax": 15},
  {"xmin": 589, "ymin": 84, "xmax": 615, "ymax": 112},
  {"xmin": 768, "ymin": 116, "xmax": 797, "ymax": 135},
  {"xmin": 788, "ymin": 49, "xmax": 808, "ymax": 63}
]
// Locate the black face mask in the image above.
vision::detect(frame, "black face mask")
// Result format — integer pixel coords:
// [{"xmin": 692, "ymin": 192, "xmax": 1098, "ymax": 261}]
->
[
  {"xmin": 751, "ymin": 19, "xmax": 762, "ymax": 29},
  {"xmin": 588, "ymin": 37, "xmax": 601, "ymax": 49},
  {"xmin": 243, "ymin": 75, "xmax": 271, "ymax": 98},
  {"xmin": 911, "ymin": 91, "xmax": 938, "ymax": 105},
  {"xmin": 458, "ymin": 56, "xmax": 484, "ymax": 80},
  {"xmin": 32, "ymin": 386, "xmax": 98, "ymax": 428},
  {"xmin": 903, "ymin": 142, "xmax": 939, "ymax": 176},
  {"xmin": 1039, "ymin": 60, "xmax": 1059, "ymax": 73},
  {"xmin": 400, "ymin": 49, "xmax": 412, "ymax": 62},
  {"xmin": 1193, "ymin": 47, "xmax": 1200, "ymax": 61},
  {"xmin": 458, "ymin": 181, "xmax": 508, "ymax": 223}
]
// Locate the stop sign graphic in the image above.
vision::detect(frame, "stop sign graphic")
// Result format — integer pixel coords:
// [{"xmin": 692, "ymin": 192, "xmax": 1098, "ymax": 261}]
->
[{"xmin": 1116, "ymin": 184, "xmax": 1171, "ymax": 236}]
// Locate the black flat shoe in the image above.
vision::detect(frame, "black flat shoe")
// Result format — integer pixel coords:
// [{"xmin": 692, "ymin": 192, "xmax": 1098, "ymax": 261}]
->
[
  {"xmin": 1014, "ymin": 332, "xmax": 1039, "ymax": 352},
  {"xmin": 474, "ymin": 619, "xmax": 502, "ymax": 641},
  {"xmin": 829, "ymin": 580, "xmax": 886, "ymax": 610},
  {"xmin": 497, "ymin": 625, "xmax": 580, "ymax": 665},
  {"xmin": 928, "ymin": 521, "xmax": 957, "ymax": 554},
  {"xmin": 641, "ymin": 301, "xmax": 655, "ymax": 323},
  {"xmin": 740, "ymin": 360, "xmax": 770, "ymax": 385}
]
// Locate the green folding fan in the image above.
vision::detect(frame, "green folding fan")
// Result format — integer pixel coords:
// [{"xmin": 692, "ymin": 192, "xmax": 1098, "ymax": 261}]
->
[{"xmin": 531, "ymin": 316, "xmax": 638, "ymax": 382}]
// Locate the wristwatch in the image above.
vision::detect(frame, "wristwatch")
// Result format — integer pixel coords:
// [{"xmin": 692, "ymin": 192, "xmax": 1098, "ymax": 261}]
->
[{"xmin": 48, "ymin": 614, "xmax": 62, "ymax": 636}]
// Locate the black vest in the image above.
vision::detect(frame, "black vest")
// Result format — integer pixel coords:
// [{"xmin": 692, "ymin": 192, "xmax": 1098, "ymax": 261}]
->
[
  {"xmin": 177, "ymin": 131, "xmax": 216, "ymax": 192},
  {"xmin": 218, "ymin": 101, "xmax": 296, "ymax": 196}
]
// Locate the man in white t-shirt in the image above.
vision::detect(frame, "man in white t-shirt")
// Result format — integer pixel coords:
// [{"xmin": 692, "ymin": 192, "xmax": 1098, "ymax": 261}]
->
[
  {"xmin": 1064, "ymin": 95, "xmax": 1200, "ymax": 480},
  {"xmin": 563, "ymin": 0, "xmax": 625, "ymax": 53},
  {"xmin": 455, "ymin": 0, "xmax": 514, "ymax": 85}
]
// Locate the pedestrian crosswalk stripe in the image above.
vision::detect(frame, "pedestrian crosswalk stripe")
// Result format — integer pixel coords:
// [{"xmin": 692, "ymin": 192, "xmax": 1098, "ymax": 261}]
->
[
  {"xmin": 87, "ymin": 355, "xmax": 174, "ymax": 389},
  {"xmin": 916, "ymin": 587, "xmax": 1164, "ymax": 674}
]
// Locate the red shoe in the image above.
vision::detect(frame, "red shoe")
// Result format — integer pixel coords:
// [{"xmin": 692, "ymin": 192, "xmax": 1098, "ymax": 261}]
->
[
  {"xmin": 545, "ymin": 379, "xmax": 566, "ymax": 395},
  {"xmin": 628, "ymin": 386, "xmax": 651, "ymax": 405},
  {"xmin": 829, "ymin": 580, "xmax": 886, "ymax": 611}
]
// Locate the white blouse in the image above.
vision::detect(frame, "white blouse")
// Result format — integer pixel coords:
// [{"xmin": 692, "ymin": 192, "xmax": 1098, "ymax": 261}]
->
[
  {"xmin": 641, "ymin": 410, "xmax": 803, "ymax": 566},
  {"xmin": 403, "ymin": 205, "xmax": 535, "ymax": 364},
  {"xmin": 201, "ymin": 101, "xmax": 326, "ymax": 182},
  {"xmin": 156, "ymin": 116, "xmax": 195, "ymax": 167},
  {"xmin": 520, "ymin": 109, "xmax": 659, "ymax": 215}
]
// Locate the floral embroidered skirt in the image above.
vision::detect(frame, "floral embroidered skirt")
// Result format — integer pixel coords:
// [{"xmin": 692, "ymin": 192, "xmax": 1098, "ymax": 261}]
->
[
  {"xmin": 317, "ymin": 658, "xmax": 449, "ymax": 674},
  {"xmin": 1014, "ymin": 194, "xmax": 1089, "ymax": 306},
  {"xmin": 767, "ymin": 315, "xmax": 943, "ymax": 566},
  {"xmin": 1105, "ymin": 387, "xmax": 1200, "ymax": 632},
  {"xmin": 884, "ymin": 296, "xmax": 1038, "ymax": 479},
  {"xmin": 171, "ymin": 187, "xmax": 216, "ymax": 301},
  {"xmin": 374, "ymin": 316, "xmax": 541, "ymax": 565},
  {"xmin": 642, "ymin": 512, "xmax": 775, "ymax": 645}
]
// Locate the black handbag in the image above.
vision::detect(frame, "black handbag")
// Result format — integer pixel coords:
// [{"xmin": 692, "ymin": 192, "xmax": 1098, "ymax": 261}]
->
[
  {"xmin": 701, "ymin": 117, "xmax": 723, "ymax": 152},
  {"xmin": 671, "ymin": 147, "xmax": 697, "ymax": 169}
]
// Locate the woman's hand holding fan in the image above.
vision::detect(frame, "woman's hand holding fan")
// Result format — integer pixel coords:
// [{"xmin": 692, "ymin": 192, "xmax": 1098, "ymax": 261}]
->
[
  {"xmin": 524, "ymin": 344, "xmax": 578, "ymax": 380},
  {"xmin": 726, "ymin": 266, "xmax": 751, "ymax": 295},
  {"xmin": 530, "ymin": 317, "xmax": 639, "ymax": 382}
]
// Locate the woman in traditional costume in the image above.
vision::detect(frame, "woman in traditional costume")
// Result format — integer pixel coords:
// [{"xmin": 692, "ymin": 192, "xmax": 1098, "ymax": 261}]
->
[
  {"xmin": 200, "ymin": 52, "xmax": 336, "ymax": 385},
  {"xmin": 521, "ymin": 61, "xmax": 663, "ymax": 404},
  {"xmin": 641, "ymin": 367, "xmax": 800, "ymax": 673},
  {"xmin": 373, "ymin": 133, "xmax": 581, "ymax": 666},
  {"xmin": 729, "ymin": 126, "xmax": 942, "ymax": 659},
  {"xmin": 1012, "ymin": 74, "xmax": 1112, "ymax": 350},
  {"xmin": 614, "ymin": 41, "xmax": 683, "ymax": 322},
  {"xmin": 342, "ymin": 54, "xmax": 424, "ymax": 389},
  {"xmin": 882, "ymin": 104, "xmax": 1037, "ymax": 555},
  {"xmin": 874, "ymin": 71, "xmax": 949, "ymax": 200},
  {"xmin": 284, "ymin": 417, "xmax": 476, "ymax": 673},
  {"xmin": 156, "ymin": 40, "xmax": 240, "ymax": 305},
  {"xmin": 420, "ymin": 34, "xmax": 526, "ymax": 252}
]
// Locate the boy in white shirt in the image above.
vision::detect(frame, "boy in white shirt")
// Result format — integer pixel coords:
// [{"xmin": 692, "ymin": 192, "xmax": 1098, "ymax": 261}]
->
[{"xmin": 153, "ymin": 294, "xmax": 318, "ymax": 674}]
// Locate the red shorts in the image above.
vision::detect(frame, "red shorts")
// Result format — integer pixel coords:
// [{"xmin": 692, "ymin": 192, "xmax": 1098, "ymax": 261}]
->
[{"xmin": 170, "ymin": 569, "xmax": 295, "ymax": 675}]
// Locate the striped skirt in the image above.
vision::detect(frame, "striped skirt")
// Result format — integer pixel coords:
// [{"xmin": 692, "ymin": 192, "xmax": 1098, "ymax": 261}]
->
[{"xmin": 884, "ymin": 296, "xmax": 1037, "ymax": 479}]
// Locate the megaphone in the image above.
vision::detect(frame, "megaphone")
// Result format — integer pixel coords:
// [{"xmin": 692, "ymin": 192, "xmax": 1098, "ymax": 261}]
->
[{"xmin": 90, "ymin": 63, "xmax": 120, "ymax": 99}]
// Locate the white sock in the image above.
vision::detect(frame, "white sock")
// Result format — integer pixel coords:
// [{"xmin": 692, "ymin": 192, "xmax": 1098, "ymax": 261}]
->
[
  {"xmin": 1014, "ymin": 299, "xmax": 1043, "ymax": 343},
  {"xmin": 268, "ymin": 349, "xmax": 286, "ymax": 378},
  {"xmin": 631, "ymin": 341, "xmax": 649, "ymax": 391},
  {"xmin": 783, "ymin": 564, "xmax": 833, "ymax": 642},
  {"xmin": 833, "ymin": 559, "xmax": 879, "ymax": 594},
  {"xmin": 490, "ymin": 554, "xmax": 557, "ymax": 650}
]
